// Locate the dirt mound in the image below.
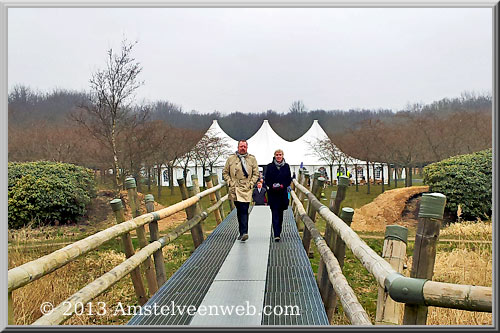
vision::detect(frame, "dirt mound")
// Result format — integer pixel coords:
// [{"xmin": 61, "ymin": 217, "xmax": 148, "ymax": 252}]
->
[{"xmin": 351, "ymin": 186, "xmax": 429, "ymax": 232}]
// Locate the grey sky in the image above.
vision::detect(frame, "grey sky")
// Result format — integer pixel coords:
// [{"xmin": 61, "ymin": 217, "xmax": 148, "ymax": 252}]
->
[{"xmin": 8, "ymin": 7, "xmax": 493, "ymax": 114}]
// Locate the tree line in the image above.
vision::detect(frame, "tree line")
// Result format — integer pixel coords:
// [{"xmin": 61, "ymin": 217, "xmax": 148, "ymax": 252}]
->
[{"xmin": 8, "ymin": 40, "xmax": 492, "ymax": 194}]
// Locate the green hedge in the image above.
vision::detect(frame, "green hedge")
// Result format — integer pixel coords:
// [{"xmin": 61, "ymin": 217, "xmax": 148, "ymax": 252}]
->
[
  {"xmin": 8, "ymin": 161, "xmax": 97, "ymax": 229},
  {"xmin": 423, "ymin": 149, "xmax": 492, "ymax": 221}
]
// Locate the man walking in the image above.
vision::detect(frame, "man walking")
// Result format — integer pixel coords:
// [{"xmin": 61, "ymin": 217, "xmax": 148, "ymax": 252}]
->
[{"xmin": 223, "ymin": 140, "xmax": 259, "ymax": 241}]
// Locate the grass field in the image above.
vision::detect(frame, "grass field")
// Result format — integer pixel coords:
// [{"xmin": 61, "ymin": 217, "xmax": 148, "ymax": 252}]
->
[{"xmin": 8, "ymin": 181, "xmax": 492, "ymax": 326}]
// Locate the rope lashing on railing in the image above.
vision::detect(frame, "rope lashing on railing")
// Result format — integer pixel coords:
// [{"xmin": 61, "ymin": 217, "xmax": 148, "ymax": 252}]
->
[
  {"xmin": 292, "ymin": 179, "xmax": 492, "ymax": 312},
  {"xmin": 32, "ymin": 194, "xmax": 228, "ymax": 326},
  {"xmin": 290, "ymin": 190, "xmax": 372, "ymax": 325},
  {"xmin": 8, "ymin": 181, "xmax": 226, "ymax": 293}
]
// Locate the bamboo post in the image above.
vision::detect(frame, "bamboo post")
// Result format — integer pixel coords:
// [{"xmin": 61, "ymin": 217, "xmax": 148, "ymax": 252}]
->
[
  {"xmin": 205, "ymin": 175, "xmax": 222, "ymax": 224},
  {"xmin": 189, "ymin": 174, "xmax": 205, "ymax": 248},
  {"xmin": 376, "ymin": 225, "xmax": 408, "ymax": 325},
  {"xmin": 110, "ymin": 199, "xmax": 147, "ymax": 305},
  {"xmin": 302, "ymin": 173, "xmax": 324, "ymax": 257},
  {"xmin": 125, "ymin": 178, "xmax": 158, "ymax": 295},
  {"xmin": 211, "ymin": 173, "xmax": 225, "ymax": 220},
  {"xmin": 403, "ymin": 193, "xmax": 446, "ymax": 325},
  {"xmin": 145, "ymin": 194, "xmax": 167, "ymax": 287}
]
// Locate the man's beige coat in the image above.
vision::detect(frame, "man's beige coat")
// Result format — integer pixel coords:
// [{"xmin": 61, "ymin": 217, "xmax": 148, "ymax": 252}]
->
[{"xmin": 222, "ymin": 154, "xmax": 259, "ymax": 202}]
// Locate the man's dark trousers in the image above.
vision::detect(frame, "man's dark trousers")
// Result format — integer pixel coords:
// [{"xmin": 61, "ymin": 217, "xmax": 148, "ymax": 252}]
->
[
  {"xmin": 234, "ymin": 201, "xmax": 250, "ymax": 236},
  {"xmin": 271, "ymin": 207, "xmax": 284, "ymax": 238}
]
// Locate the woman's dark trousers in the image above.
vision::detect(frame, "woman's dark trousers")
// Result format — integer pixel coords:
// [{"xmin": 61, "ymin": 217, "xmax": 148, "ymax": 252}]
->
[{"xmin": 271, "ymin": 207, "xmax": 284, "ymax": 238}]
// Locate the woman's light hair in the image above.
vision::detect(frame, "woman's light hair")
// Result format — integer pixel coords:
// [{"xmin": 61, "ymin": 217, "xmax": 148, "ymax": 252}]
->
[{"xmin": 274, "ymin": 149, "xmax": 284, "ymax": 156}]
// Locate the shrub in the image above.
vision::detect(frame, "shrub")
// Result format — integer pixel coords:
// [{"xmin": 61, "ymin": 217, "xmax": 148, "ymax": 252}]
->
[
  {"xmin": 423, "ymin": 149, "xmax": 492, "ymax": 221},
  {"xmin": 8, "ymin": 161, "xmax": 97, "ymax": 229}
]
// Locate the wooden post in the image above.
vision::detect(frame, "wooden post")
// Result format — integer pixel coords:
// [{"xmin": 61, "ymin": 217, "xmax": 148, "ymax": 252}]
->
[
  {"xmin": 302, "ymin": 172, "xmax": 324, "ymax": 257},
  {"xmin": 293, "ymin": 170, "xmax": 304, "ymax": 219},
  {"xmin": 296, "ymin": 171, "xmax": 309, "ymax": 232},
  {"xmin": 376, "ymin": 225, "xmax": 408, "ymax": 325},
  {"xmin": 125, "ymin": 178, "xmax": 159, "ymax": 295},
  {"xmin": 227, "ymin": 182, "xmax": 235, "ymax": 211},
  {"xmin": 211, "ymin": 173, "xmax": 225, "ymax": 220},
  {"xmin": 109, "ymin": 199, "xmax": 147, "ymax": 305},
  {"xmin": 205, "ymin": 175, "xmax": 222, "ymax": 224},
  {"xmin": 145, "ymin": 194, "xmax": 167, "ymax": 288},
  {"xmin": 322, "ymin": 206, "xmax": 354, "ymax": 320},
  {"xmin": 189, "ymin": 174, "xmax": 205, "ymax": 248},
  {"xmin": 403, "ymin": 193, "xmax": 446, "ymax": 325}
]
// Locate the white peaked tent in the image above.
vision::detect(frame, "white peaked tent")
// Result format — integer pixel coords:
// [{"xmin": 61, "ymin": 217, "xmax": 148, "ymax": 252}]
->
[{"xmin": 157, "ymin": 119, "xmax": 393, "ymax": 187}]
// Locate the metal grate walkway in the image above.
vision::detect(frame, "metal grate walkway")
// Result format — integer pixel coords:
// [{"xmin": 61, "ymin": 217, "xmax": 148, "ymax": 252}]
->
[{"xmin": 128, "ymin": 206, "xmax": 328, "ymax": 326}]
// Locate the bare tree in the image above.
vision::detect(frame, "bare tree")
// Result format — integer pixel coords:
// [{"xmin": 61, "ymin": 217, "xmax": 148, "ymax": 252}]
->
[{"xmin": 72, "ymin": 39, "xmax": 144, "ymax": 190}]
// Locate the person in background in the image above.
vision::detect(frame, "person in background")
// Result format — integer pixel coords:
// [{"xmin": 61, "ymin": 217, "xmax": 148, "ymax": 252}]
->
[
  {"xmin": 223, "ymin": 140, "xmax": 259, "ymax": 242},
  {"xmin": 252, "ymin": 180, "xmax": 267, "ymax": 206},
  {"xmin": 265, "ymin": 149, "xmax": 292, "ymax": 242}
]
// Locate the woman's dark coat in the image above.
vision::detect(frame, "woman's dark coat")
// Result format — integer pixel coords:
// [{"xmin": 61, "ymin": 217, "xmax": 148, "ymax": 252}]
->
[{"xmin": 264, "ymin": 160, "xmax": 292, "ymax": 211}]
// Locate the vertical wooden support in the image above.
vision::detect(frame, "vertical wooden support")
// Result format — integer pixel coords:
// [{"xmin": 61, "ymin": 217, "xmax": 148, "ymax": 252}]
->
[
  {"xmin": 205, "ymin": 175, "xmax": 222, "ymax": 224},
  {"xmin": 323, "ymin": 206, "xmax": 354, "ymax": 320},
  {"xmin": 226, "ymin": 182, "xmax": 236, "ymax": 211},
  {"xmin": 293, "ymin": 170, "xmax": 304, "ymax": 220},
  {"xmin": 125, "ymin": 178, "xmax": 159, "ymax": 295},
  {"xmin": 188, "ymin": 174, "xmax": 205, "ymax": 248},
  {"xmin": 302, "ymin": 173, "xmax": 324, "ymax": 257},
  {"xmin": 403, "ymin": 193, "xmax": 446, "ymax": 325},
  {"xmin": 8, "ymin": 291, "xmax": 14, "ymax": 325},
  {"xmin": 376, "ymin": 225, "xmax": 408, "ymax": 325},
  {"xmin": 211, "ymin": 173, "xmax": 225, "ymax": 219},
  {"xmin": 110, "ymin": 199, "xmax": 147, "ymax": 305},
  {"xmin": 145, "ymin": 194, "xmax": 167, "ymax": 287}
]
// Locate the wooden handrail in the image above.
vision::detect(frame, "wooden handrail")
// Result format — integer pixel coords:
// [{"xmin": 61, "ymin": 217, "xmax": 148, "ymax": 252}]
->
[
  {"xmin": 292, "ymin": 179, "xmax": 492, "ymax": 313},
  {"xmin": 32, "ymin": 194, "xmax": 228, "ymax": 325},
  {"xmin": 8, "ymin": 182, "xmax": 225, "ymax": 292},
  {"xmin": 291, "ymin": 190, "xmax": 372, "ymax": 325}
]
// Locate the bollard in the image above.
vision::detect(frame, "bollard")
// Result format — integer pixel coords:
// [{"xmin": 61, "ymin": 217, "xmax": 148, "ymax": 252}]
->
[
  {"xmin": 205, "ymin": 175, "xmax": 222, "ymax": 224},
  {"xmin": 376, "ymin": 225, "xmax": 408, "ymax": 325},
  {"xmin": 145, "ymin": 194, "xmax": 167, "ymax": 287},
  {"xmin": 211, "ymin": 173, "xmax": 225, "ymax": 220},
  {"xmin": 302, "ymin": 173, "xmax": 324, "ymax": 257},
  {"xmin": 110, "ymin": 199, "xmax": 147, "ymax": 305},
  {"xmin": 125, "ymin": 178, "xmax": 159, "ymax": 295},
  {"xmin": 403, "ymin": 193, "xmax": 446, "ymax": 325}
]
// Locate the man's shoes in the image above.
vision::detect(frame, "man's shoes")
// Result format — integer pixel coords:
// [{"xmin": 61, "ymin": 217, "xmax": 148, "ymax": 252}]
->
[
  {"xmin": 237, "ymin": 235, "xmax": 243, "ymax": 241},
  {"xmin": 274, "ymin": 236, "xmax": 280, "ymax": 242},
  {"xmin": 241, "ymin": 234, "xmax": 249, "ymax": 241}
]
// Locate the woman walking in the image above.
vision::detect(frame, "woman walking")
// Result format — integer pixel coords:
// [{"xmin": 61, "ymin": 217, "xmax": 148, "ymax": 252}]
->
[{"xmin": 265, "ymin": 149, "xmax": 292, "ymax": 242}]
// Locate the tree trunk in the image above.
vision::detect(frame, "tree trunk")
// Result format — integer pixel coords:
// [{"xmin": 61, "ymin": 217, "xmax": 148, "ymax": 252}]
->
[
  {"xmin": 381, "ymin": 163, "xmax": 385, "ymax": 193},
  {"xmin": 157, "ymin": 165, "xmax": 162, "ymax": 199},
  {"xmin": 354, "ymin": 164, "xmax": 358, "ymax": 192},
  {"xmin": 147, "ymin": 167, "xmax": 151, "ymax": 191},
  {"xmin": 409, "ymin": 165, "xmax": 413, "ymax": 186},
  {"xmin": 366, "ymin": 162, "xmax": 370, "ymax": 194},
  {"xmin": 169, "ymin": 165, "xmax": 175, "ymax": 195},
  {"xmin": 111, "ymin": 122, "xmax": 121, "ymax": 191},
  {"xmin": 387, "ymin": 163, "xmax": 391, "ymax": 187}
]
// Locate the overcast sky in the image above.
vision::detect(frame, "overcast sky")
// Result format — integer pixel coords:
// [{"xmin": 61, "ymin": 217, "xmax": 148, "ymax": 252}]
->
[{"xmin": 8, "ymin": 7, "xmax": 493, "ymax": 114}]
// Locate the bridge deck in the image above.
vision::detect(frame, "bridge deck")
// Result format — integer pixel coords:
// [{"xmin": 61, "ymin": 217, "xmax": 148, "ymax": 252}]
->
[{"xmin": 128, "ymin": 206, "xmax": 328, "ymax": 326}]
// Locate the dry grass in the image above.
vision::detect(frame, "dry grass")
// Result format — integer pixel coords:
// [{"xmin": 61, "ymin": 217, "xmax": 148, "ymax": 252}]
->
[{"xmin": 398, "ymin": 220, "xmax": 493, "ymax": 326}]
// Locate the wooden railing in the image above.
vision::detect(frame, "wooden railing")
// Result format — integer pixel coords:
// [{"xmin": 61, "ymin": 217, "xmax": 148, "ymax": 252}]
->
[
  {"xmin": 8, "ymin": 174, "xmax": 227, "ymax": 325},
  {"xmin": 290, "ymin": 170, "xmax": 492, "ymax": 325}
]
